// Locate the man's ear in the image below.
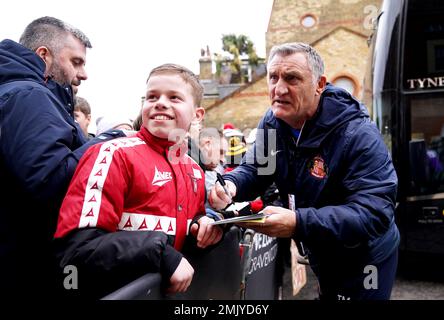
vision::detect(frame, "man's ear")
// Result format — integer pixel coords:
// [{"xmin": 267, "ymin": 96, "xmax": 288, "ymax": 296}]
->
[
  {"xmin": 35, "ymin": 46, "xmax": 54, "ymax": 78},
  {"xmin": 315, "ymin": 75, "xmax": 327, "ymax": 96},
  {"xmin": 35, "ymin": 46, "xmax": 52, "ymax": 64}
]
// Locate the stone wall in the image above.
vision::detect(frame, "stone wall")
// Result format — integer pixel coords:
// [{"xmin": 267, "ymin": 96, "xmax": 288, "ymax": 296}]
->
[{"xmin": 266, "ymin": 0, "xmax": 381, "ymax": 55}]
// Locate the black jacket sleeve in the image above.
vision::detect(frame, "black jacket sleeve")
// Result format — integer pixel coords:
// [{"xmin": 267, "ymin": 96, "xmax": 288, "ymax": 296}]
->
[{"xmin": 54, "ymin": 228, "xmax": 183, "ymax": 297}]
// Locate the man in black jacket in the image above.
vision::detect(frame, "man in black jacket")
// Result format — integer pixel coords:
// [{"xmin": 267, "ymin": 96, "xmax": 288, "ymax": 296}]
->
[
  {"xmin": 209, "ymin": 42, "xmax": 399, "ymax": 300},
  {"xmin": 0, "ymin": 16, "xmax": 126, "ymax": 298}
]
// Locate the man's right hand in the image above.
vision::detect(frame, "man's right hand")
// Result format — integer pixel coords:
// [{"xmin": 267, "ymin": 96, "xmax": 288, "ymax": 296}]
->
[
  {"xmin": 208, "ymin": 180, "xmax": 237, "ymax": 210},
  {"xmin": 167, "ymin": 257, "xmax": 194, "ymax": 294}
]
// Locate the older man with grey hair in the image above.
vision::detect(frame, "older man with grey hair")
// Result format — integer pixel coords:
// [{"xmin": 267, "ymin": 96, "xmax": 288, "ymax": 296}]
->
[
  {"xmin": 0, "ymin": 16, "xmax": 126, "ymax": 297},
  {"xmin": 210, "ymin": 42, "xmax": 400, "ymax": 300}
]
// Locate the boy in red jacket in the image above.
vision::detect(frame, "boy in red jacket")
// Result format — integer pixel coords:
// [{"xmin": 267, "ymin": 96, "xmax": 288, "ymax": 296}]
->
[{"xmin": 54, "ymin": 64, "xmax": 223, "ymax": 298}]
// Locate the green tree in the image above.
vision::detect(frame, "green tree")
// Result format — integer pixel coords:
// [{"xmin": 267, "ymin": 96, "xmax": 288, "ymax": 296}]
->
[{"xmin": 215, "ymin": 34, "xmax": 259, "ymax": 83}]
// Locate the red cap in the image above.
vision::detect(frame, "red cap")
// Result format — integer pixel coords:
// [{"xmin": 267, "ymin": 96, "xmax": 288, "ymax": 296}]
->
[{"xmin": 223, "ymin": 123, "xmax": 235, "ymax": 130}]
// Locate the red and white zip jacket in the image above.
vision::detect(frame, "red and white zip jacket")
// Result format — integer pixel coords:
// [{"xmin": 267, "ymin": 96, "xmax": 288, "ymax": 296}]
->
[{"xmin": 55, "ymin": 127, "xmax": 206, "ymax": 251}]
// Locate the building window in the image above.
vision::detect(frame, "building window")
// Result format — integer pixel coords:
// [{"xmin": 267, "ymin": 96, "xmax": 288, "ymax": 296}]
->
[
  {"xmin": 331, "ymin": 74, "xmax": 359, "ymax": 97},
  {"xmin": 301, "ymin": 14, "xmax": 317, "ymax": 28}
]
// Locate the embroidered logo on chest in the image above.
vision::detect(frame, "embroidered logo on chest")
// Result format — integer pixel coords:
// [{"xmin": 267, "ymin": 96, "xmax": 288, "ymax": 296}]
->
[
  {"xmin": 188, "ymin": 167, "xmax": 202, "ymax": 193},
  {"xmin": 308, "ymin": 155, "xmax": 328, "ymax": 179},
  {"xmin": 152, "ymin": 166, "xmax": 173, "ymax": 186}
]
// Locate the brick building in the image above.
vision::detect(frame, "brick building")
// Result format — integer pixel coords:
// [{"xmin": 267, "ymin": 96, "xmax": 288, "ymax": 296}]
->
[{"xmin": 202, "ymin": 0, "xmax": 382, "ymax": 130}]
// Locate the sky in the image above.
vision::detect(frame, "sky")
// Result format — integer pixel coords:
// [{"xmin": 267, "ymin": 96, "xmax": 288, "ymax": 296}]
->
[{"xmin": 1, "ymin": 0, "xmax": 274, "ymax": 132}]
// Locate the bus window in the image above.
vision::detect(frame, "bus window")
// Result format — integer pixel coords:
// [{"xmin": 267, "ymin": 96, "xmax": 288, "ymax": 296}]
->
[
  {"xmin": 403, "ymin": 0, "xmax": 444, "ymax": 91},
  {"xmin": 403, "ymin": 0, "xmax": 444, "ymax": 195},
  {"xmin": 408, "ymin": 95, "xmax": 444, "ymax": 195}
]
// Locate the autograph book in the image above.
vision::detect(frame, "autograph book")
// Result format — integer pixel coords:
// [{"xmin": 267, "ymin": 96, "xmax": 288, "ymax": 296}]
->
[{"xmin": 210, "ymin": 211, "xmax": 269, "ymax": 225}]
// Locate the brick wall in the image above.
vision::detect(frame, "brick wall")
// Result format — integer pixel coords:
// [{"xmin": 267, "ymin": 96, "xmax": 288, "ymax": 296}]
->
[{"xmin": 203, "ymin": 77, "xmax": 270, "ymax": 130}]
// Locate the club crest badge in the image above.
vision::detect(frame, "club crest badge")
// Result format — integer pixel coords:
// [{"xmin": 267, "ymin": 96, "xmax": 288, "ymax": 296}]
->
[{"xmin": 309, "ymin": 155, "xmax": 328, "ymax": 179}]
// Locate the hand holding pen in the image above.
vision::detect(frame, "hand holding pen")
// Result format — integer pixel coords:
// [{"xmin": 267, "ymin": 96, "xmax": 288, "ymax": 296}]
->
[
  {"xmin": 216, "ymin": 173, "xmax": 234, "ymax": 205},
  {"xmin": 209, "ymin": 173, "xmax": 237, "ymax": 210}
]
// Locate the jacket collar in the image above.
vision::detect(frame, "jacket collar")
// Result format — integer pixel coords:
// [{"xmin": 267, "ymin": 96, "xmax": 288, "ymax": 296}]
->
[
  {"xmin": 0, "ymin": 39, "xmax": 45, "ymax": 84},
  {"xmin": 266, "ymin": 83, "xmax": 368, "ymax": 148},
  {"xmin": 0, "ymin": 39, "xmax": 75, "ymax": 115},
  {"xmin": 138, "ymin": 126, "xmax": 189, "ymax": 158},
  {"xmin": 46, "ymin": 80, "xmax": 75, "ymax": 115}
]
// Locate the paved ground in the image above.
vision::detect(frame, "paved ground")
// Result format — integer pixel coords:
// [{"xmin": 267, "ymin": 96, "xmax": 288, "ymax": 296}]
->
[{"xmin": 282, "ymin": 265, "xmax": 444, "ymax": 300}]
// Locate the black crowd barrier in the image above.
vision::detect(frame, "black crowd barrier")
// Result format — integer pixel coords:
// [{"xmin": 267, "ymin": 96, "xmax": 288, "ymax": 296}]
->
[
  {"xmin": 101, "ymin": 226, "xmax": 283, "ymax": 300},
  {"xmin": 243, "ymin": 232, "xmax": 281, "ymax": 299},
  {"xmin": 101, "ymin": 273, "xmax": 163, "ymax": 300}
]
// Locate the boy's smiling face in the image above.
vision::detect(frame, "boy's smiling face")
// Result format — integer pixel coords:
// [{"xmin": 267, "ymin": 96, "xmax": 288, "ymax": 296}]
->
[{"xmin": 142, "ymin": 73, "xmax": 204, "ymax": 140}]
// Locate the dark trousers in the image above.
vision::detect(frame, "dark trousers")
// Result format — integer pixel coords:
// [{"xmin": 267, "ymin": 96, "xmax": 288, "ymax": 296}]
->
[{"xmin": 318, "ymin": 249, "xmax": 398, "ymax": 300}]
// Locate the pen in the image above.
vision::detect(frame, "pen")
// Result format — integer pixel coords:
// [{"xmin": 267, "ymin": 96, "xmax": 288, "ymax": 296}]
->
[{"xmin": 216, "ymin": 172, "xmax": 234, "ymax": 205}]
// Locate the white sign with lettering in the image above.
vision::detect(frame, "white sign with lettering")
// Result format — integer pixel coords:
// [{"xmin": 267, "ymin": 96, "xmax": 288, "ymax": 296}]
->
[{"xmin": 406, "ymin": 76, "xmax": 444, "ymax": 89}]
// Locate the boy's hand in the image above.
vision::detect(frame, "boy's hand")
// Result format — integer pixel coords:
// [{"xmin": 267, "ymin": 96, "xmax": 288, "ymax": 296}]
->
[
  {"xmin": 167, "ymin": 257, "xmax": 194, "ymax": 294},
  {"xmin": 190, "ymin": 216, "xmax": 223, "ymax": 248}
]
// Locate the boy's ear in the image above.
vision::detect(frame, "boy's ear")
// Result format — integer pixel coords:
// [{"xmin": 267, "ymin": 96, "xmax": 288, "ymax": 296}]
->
[{"xmin": 194, "ymin": 107, "xmax": 205, "ymax": 122}]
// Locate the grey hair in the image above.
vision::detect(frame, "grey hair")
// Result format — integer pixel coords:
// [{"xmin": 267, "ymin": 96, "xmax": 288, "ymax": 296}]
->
[
  {"xmin": 19, "ymin": 16, "xmax": 92, "ymax": 54},
  {"xmin": 267, "ymin": 42, "xmax": 324, "ymax": 83}
]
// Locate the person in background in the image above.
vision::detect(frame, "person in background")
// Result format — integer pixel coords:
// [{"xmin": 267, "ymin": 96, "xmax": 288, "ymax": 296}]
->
[
  {"xmin": 132, "ymin": 110, "xmax": 143, "ymax": 131},
  {"xmin": 223, "ymin": 127, "xmax": 263, "ymax": 214},
  {"xmin": 222, "ymin": 122, "xmax": 235, "ymax": 136},
  {"xmin": 209, "ymin": 42, "xmax": 399, "ymax": 300},
  {"xmin": 216, "ymin": 134, "xmax": 229, "ymax": 175},
  {"xmin": 197, "ymin": 128, "xmax": 229, "ymax": 219},
  {"xmin": 54, "ymin": 63, "xmax": 223, "ymax": 298},
  {"xmin": 0, "ymin": 16, "xmax": 126, "ymax": 297},
  {"xmin": 74, "ymin": 96, "xmax": 95, "ymax": 139},
  {"xmin": 95, "ymin": 115, "xmax": 134, "ymax": 135},
  {"xmin": 224, "ymin": 127, "xmax": 247, "ymax": 172},
  {"xmin": 199, "ymin": 129, "xmax": 227, "ymax": 187}
]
